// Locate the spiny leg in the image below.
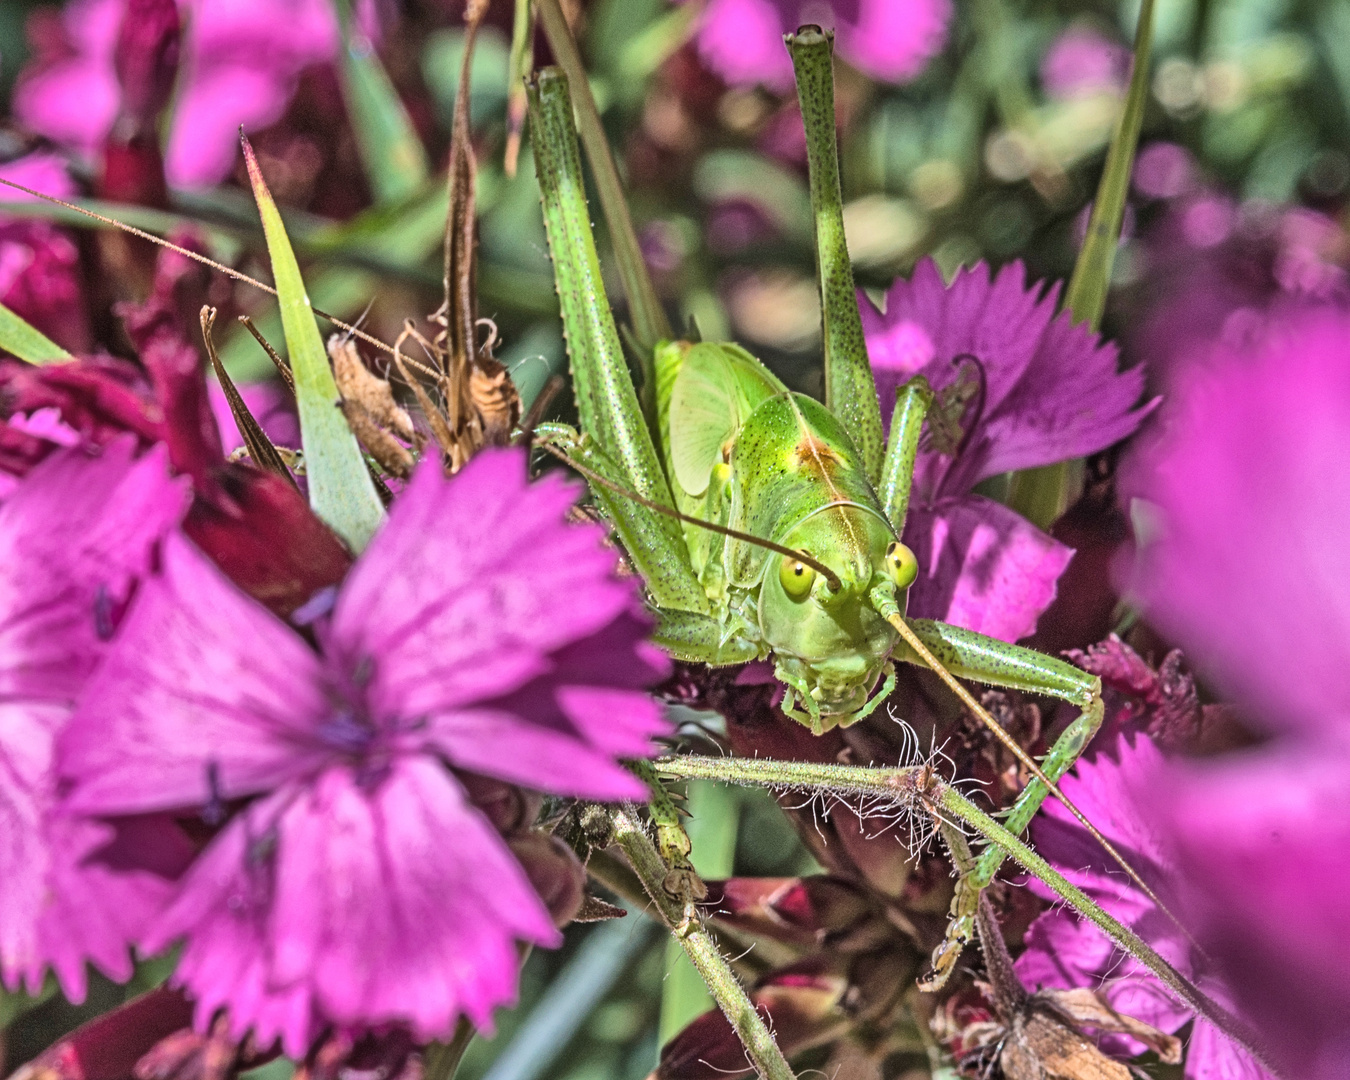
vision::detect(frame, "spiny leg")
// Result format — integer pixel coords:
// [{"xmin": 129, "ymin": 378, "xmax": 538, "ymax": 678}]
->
[
  {"xmin": 786, "ymin": 27, "xmax": 884, "ymax": 483},
  {"xmin": 917, "ymin": 818, "xmax": 982, "ymax": 992},
  {"xmin": 868, "ymin": 605, "xmax": 1184, "ymax": 987}
]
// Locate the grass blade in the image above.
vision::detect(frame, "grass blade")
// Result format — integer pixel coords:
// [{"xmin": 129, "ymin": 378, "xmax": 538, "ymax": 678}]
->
[
  {"xmin": 0, "ymin": 302, "xmax": 72, "ymax": 365},
  {"xmin": 242, "ymin": 136, "xmax": 385, "ymax": 552},
  {"xmin": 1008, "ymin": 0, "xmax": 1157, "ymax": 530},
  {"xmin": 332, "ymin": 0, "xmax": 430, "ymax": 205},
  {"xmin": 1064, "ymin": 0, "xmax": 1157, "ymax": 328}
]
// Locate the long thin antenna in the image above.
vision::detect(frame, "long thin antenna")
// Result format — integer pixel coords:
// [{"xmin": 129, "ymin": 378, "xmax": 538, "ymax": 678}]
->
[
  {"xmin": 0, "ymin": 177, "xmax": 398, "ymax": 358},
  {"xmin": 536, "ymin": 441, "xmax": 842, "ymax": 590}
]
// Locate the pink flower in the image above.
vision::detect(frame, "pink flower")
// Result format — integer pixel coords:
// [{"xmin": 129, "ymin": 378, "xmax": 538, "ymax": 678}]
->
[
  {"xmin": 858, "ymin": 258, "xmax": 1153, "ymax": 641},
  {"xmin": 15, "ymin": 0, "xmax": 340, "ymax": 188},
  {"xmin": 1128, "ymin": 198, "xmax": 1349, "ymax": 388},
  {"xmin": 0, "ymin": 154, "xmax": 91, "ymax": 354},
  {"xmin": 692, "ymin": 0, "xmax": 950, "ymax": 89},
  {"xmin": 209, "ymin": 381, "xmax": 299, "ymax": 456},
  {"xmin": 1014, "ymin": 733, "xmax": 1275, "ymax": 1079},
  {"xmin": 1121, "ymin": 307, "xmax": 1350, "ymax": 1077},
  {"xmin": 1039, "ymin": 26, "xmax": 1129, "ymax": 100},
  {"xmin": 0, "ymin": 440, "xmax": 192, "ymax": 999},
  {"xmin": 58, "ymin": 448, "xmax": 669, "ymax": 1054}
]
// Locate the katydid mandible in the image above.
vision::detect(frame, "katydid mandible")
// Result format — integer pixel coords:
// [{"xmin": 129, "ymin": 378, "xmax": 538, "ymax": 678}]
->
[{"xmin": 523, "ymin": 30, "xmax": 1120, "ymax": 989}]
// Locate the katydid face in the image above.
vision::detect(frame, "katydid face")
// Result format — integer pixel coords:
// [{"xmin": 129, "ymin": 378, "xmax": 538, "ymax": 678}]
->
[{"xmin": 758, "ymin": 505, "xmax": 899, "ymax": 720}]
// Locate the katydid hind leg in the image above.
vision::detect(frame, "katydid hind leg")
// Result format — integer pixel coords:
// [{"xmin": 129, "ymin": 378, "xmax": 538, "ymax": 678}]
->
[
  {"xmin": 786, "ymin": 28, "xmax": 885, "ymax": 483},
  {"xmin": 533, "ymin": 423, "xmax": 709, "ymax": 614},
  {"xmin": 525, "ymin": 71, "xmax": 701, "ymax": 601}
]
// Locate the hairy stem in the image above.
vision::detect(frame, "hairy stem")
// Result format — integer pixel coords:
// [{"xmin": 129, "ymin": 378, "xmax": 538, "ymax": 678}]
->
[
  {"xmin": 608, "ymin": 806, "xmax": 797, "ymax": 1080},
  {"xmin": 652, "ymin": 756, "xmax": 1276, "ymax": 1071}
]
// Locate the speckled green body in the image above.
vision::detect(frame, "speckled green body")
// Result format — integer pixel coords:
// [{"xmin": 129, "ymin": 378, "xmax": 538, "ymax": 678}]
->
[
  {"xmin": 652, "ymin": 341, "xmax": 901, "ymax": 724},
  {"xmin": 525, "ymin": 52, "xmax": 1109, "ymax": 984}
]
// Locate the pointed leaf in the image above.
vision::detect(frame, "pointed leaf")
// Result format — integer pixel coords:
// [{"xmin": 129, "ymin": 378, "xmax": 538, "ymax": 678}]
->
[
  {"xmin": 242, "ymin": 137, "xmax": 384, "ymax": 552},
  {"xmin": 1064, "ymin": 0, "xmax": 1157, "ymax": 329},
  {"xmin": 0, "ymin": 302, "xmax": 72, "ymax": 365},
  {"xmin": 332, "ymin": 0, "xmax": 429, "ymax": 205}
]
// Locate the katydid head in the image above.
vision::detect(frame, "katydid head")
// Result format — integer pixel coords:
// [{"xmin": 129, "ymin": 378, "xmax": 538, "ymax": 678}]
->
[{"xmin": 758, "ymin": 504, "xmax": 919, "ymax": 725}]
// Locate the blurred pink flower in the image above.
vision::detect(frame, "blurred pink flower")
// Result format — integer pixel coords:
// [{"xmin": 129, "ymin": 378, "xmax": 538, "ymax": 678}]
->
[
  {"xmin": 0, "ymin": 154, "xmax": 90, "ymax": 353},
  {"xmin": 1015, "ymin": 732, "xmax": 1275, "ymax": 1078},
  {"xmin": 15, "ymin": 0, "xmax": 341, "ymax": 188},
  {"xmin": 693, "ymin": 0, "xmax": 950, "ymax": 89},
  {"xmin": 1121, "ymin": 308, "xmax": 1350, "ymax": 1077},
  {"xmin": 58, "ymin": 448, "xmax": 669, "ymax": 1054},
  {"xmin": 0, "ymin": 441, "xmax": 192, "ymax": 999},
  {"xmin": 1128, "ymin": 197, "xmax": 1349, "ymax": 387},
  {"xmin": 858, "ymin": 258, "xmax": 1152, "ymax": 641},
  {"xmin": 1039, "ymin": 26, "xmax": 1129, "ymax": 100},
  {"xmin": 1132, "ymin": 142, "xmax": 1197, "ymax": 201}
]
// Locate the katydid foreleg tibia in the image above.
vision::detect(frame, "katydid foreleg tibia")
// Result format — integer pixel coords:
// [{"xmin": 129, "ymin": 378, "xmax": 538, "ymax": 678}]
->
[{"xmin": 651, "ymin": 754, "xmax": 1276, "ymax": 1070}]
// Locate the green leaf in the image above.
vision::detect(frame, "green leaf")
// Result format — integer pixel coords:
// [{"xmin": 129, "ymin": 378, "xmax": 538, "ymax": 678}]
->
[
  {"xmin": 1010, "ymin": 0, "xmax": 1157, "ymax": 529},
  {"xmin": 0, "ymin": 301, "xmax": 72, "ymax": 365},
  {"xmin": 242, "ymin": 137, "xmax": 385, "ymax": 553},
  {"xmin": 332, "ymin": 0, "xmax": 430, "ymax": 205},
  {"xmin": 1064, "ymin": 0, "xmax": 1158, "ymax": 329}
]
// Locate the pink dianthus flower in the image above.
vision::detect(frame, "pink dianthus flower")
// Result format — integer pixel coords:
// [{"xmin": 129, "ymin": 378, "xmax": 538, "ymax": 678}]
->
[
  {"xmin": 1120, "ymin": 307, "xmax": 1350, "ymax": 1077},
  {"xmin": 692, "ymin": 0, "xmax": 950, "ymax": 89},
  {"xmin": 0, "ymin": 440, "xmax": 192, "ymax": 999},
  {"xmin": 15, "ymin": 0, "xmax": 341, "ymax": 188},
  {"xmin": 859, "ymin": 258, "xmax": 1153, "ymax": 641},
  {"xmin": 58, "ymin": 448, "xmax": 669, "ymax": 1054}
]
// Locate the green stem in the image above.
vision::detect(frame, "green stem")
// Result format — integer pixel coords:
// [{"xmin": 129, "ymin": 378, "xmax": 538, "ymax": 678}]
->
[
  {"xmin": 536, "ymin": 0, "xmax": 672, "ymax": 357},
  {"xmin": 786, "ymin": 27, "xmax": 884, "ymax": 482},
  {"xmin": 609, "ymin": 807, "xmax": 797, "ymax": 1080},
  {"xmin": 422, "ymin": 1018, "xmax": 475, "ymax": 1080}
]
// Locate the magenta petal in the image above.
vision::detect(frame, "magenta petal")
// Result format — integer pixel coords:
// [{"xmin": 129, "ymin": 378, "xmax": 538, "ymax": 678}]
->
[
  {"xmin": 424, "ymin": 710, "xmax": 649, "ymax": 802},
  {"xmin": 154, "ymin": 760, "xmax": 557, "ymax": 1056},
  {"xmin": 861, "ymin": 259, "xmax": 1151, "ymax": 483},
  {"xmin": 0, "ymin": 701, "xmax": 63, "ymax": 994},
  {"xmin": 37, "ymin": 811, "xmax": 194, "ymax": 1000},
  {"xmin": 1155, "ymin": 745, "xmax": 1350, "ymax": 1078},
  {"xmin": 1126, "ymin": 310, "xmax": 1350, "ymax": 737},
  {"xmin": 1, "ymin": 700, "xmax": 190, "ymax": 999},
  {"xmin": 0, "ymin": 442, "xmax": 187, "ymax": 703},
  {"xmin": 334, "ymin": 449, "xmax": 668, "ymax": 797},
  {"xmin": 59, "ymin": 531, "xmax": 329, "ymax": 815},
  {"xmin": 903, "ymin": 496, "xmax": 1073, "ymax": 641},
  {"xmin": 694, "ymin": 0, "xmax": 794, "ymax": 89},
  {"xmin": 835, "ymin": 0, "xmax": 951, "ymax": 83}
]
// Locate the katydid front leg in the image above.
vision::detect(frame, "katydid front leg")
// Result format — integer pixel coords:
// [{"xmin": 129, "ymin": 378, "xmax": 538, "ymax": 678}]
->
[{"xmin": 888, "ymin": 616, "xmax": 1105, "ymax": 989}]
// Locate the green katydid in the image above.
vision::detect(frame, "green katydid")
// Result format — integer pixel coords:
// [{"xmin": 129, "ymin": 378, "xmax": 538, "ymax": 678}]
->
[{"xmin": 520, "ymin": 34, "xmax": 1134, "ymax": 990}]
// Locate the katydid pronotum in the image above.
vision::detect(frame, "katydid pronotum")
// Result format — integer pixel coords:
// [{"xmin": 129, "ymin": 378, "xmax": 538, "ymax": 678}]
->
[{"xmin": 520, "ymin": 33, "xmax": 1135, "ymax": 993}]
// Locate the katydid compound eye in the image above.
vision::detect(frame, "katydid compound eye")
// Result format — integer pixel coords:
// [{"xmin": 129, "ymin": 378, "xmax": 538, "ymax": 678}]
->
[
  {"xmin": 779, "ymin": 554, "xmax": 816, "ymax": 600},
  {"xmin": 885, "ymin": 541, "xmax": 919, "ymax": 590}
]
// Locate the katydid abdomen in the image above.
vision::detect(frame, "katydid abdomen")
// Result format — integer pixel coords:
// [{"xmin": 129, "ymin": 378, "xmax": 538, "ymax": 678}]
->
[{"xmin": 654, "ymin": 339, "xmax": 917, "ymax": 729}]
